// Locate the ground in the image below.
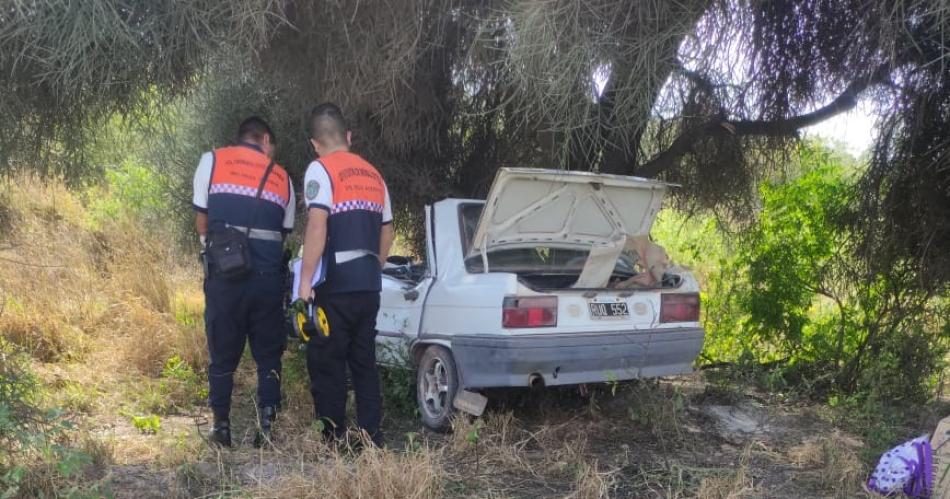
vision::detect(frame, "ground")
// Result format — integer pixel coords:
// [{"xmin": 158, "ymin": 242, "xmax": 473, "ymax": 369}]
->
[{"xmin": 68, "ymin": 355, "xmax": 938, "ymax": 499}]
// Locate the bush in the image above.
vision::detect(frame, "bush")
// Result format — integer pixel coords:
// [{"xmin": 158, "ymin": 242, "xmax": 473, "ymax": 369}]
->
[
  {"xmin": 733, "ymin": 147, "xmax": 949, "ymax": 401},
  {"xmin": 378, "ymin": 343, "xmax": 419, "ymax": 419},
  {"xmin": 652, "ymin": 209, "xmax": 748, "ymax": 364},
  {"xmin": 739, "ymin": 152, "xmax": 852, "ymax": 363},
  {"xmin": 160, "ymin": 355, "xmax": 208, "ymax": 410},
  {"xmin": 660, "ymin": 142, "xmax": 950, "ymax": 403},
  {"xmin": 0, "ymin": 340, "xmax": 105, "ymax": 498},
  {"xmin": 85, "ymin": 159, "xmax": 169, "ymax": 228}
]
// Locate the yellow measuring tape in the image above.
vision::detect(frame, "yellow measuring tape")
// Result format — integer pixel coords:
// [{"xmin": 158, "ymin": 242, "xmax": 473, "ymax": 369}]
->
[
  {"xmin": 316, "ymin": 307, "xmax": 330, "ymax": 339},
  {"xmin": 294, "ymin": 305, "xmax": 330, "ymax": 343}
]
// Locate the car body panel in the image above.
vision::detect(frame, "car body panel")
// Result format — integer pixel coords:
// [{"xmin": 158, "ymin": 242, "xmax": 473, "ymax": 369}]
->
[{"xmin": 451, "ymin": 327, "xmax": 704, "ymax": 388}]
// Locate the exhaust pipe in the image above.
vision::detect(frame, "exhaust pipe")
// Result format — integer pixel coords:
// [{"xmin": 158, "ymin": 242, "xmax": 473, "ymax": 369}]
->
[{"xmin": 528, "ymin": 373, "xmax": 545, "ymax": 389}]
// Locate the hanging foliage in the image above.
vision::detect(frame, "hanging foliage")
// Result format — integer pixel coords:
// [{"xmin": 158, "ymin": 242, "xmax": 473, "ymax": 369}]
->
[{"xmin": 1, "ymin": 0, "xmax": 949, "ymax": 289}]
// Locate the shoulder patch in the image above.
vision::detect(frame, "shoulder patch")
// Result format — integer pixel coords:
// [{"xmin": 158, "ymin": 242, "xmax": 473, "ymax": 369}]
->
[{"xmin": 305, "ymin": 180, "xmax": 320, "ymax": 200}]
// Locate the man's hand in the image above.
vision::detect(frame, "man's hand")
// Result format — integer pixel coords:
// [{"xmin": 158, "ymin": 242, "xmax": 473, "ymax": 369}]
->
[
  {"xmin": 379, "ymin": 223, "xmax": 395, "ymax": 268},
  {"xmin": 196, "ymin": 212, "xmax": 208, "ymax": 239},
  {"xmin": 298, "ymin": 284, "xmax": 314, "ymax": 303}
]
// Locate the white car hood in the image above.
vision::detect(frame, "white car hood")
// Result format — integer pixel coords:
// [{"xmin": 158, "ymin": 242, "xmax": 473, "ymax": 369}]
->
[{"xmin": 469, "ymin": 168, "xmax": 670, "ymax": 257}]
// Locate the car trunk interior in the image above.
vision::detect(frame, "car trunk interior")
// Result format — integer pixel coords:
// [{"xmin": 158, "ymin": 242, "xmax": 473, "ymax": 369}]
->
[
  {"xmin": 464, "ymin": 252, "xmax": 683, "ymax": 291},
  {"xmin": 515, "ymin": 271, "xmax": 683, "ymax": 291}
]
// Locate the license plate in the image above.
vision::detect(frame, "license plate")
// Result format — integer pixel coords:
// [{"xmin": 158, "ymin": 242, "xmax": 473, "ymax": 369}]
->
[{"xmin": 588, "ymin": 301, "xmax": 629, "ymax": 319}]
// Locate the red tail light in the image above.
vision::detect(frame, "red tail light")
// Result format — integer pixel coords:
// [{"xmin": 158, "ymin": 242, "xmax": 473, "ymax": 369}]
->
[
  {"xmin": 660, "ymin": 293, "xmax": 700, "ymax": 323},
  {"xmin": 503, "ymin": 296, "xmax": 558, "ymax": 328}
]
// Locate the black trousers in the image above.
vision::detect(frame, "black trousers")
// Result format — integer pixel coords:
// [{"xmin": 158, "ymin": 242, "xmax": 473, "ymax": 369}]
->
[
  {"xmin": 204, "ymin": 273, "xmax": 286, "ymax": 419},
  {"xmin": 307, "ymin": 291, "xmax": 383, "ymax": 445}
]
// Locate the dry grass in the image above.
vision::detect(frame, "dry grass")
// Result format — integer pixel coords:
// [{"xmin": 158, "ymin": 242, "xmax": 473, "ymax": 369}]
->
[
  {"xmin": 0, "ymin": 418, "xmax": 116, "ymax": 499},
  {"xmin": 442, "ymin": 410, "xmax": 640, "ymax": 497},
  {"xmin": 569, "ymin": 461, "xmax": 615, "ymax": 499},
  {"xmin": 267, "ymin": 446, "xmax": 443, "ymax": 499},
  {"xmin": 165, "ymin": 416, "xmax": 444, "ymax": 499},
  {"xmin": 0, "ymin": 173, "xmax": 212, "ymax": 498},
  {"xmin": 0, "ymin": 308, "xmax": 88, "ymax": 362},
  {"xmin": 695, "ymin": 445, "xmax": 754, "ymax": 499},
  {"xmin": 0, "ymin": 173, "xmax": 204, "ymax": 377},
  {"xmin": 787, "ymin": 433, "xmax": 865, "ymax": 496},
  {"xmin": 0, "ymin": 177, "xmax": 99, "ymax": 362}
]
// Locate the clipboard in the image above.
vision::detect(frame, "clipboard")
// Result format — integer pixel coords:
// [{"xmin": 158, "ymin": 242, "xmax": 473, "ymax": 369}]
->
[{"xmin": 291, "ymin": 257, "xmax": 326, "ymax": 300}]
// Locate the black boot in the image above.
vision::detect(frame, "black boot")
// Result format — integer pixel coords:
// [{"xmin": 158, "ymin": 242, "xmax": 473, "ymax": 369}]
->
[
  {"xmin": 253, "ymin": 406, "xmax": 277, "ymax": 448},
  {"xmin": 209, "ymin": 418, "xmax": 231, "ymax": 448}
]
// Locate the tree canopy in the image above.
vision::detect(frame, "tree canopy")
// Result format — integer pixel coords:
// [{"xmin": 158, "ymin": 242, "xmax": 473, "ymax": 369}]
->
[{"xmin": 1, "ymin": 0, "xmax": 949, "ymax": 287}]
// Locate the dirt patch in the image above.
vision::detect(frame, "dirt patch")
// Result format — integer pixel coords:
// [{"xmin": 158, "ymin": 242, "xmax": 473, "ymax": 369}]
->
[
  {"xmin": 699, "ymin": 401, "xmax": 807, "ymax": 444},
  {"xmin": 106, "ymin": 465, "xmax": 173, "ymax": 499},
  {"xmin": 705, "ymin": 404, "xmax": 769, "ymax": 434}
]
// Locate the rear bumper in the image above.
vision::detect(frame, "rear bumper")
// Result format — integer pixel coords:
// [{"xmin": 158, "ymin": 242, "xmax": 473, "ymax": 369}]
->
[{"xmin": 450, "ymin": 327, "xmax": 704, "ymax": 389}]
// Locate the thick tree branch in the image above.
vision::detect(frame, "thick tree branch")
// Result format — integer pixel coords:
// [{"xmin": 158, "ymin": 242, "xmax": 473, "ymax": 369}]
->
[{"xmin": 635, "ymin": 64, "xmax": 891, "ymax": 178}]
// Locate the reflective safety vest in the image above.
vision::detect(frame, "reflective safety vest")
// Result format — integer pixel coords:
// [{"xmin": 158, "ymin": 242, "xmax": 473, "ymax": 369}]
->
[
  {"xmin": 207, "ymin": 145, "xmax": 291, "ymax": 271},
  {"xmin": 317, "ymin": 151, "xmax": 387, "ymax": 293}
]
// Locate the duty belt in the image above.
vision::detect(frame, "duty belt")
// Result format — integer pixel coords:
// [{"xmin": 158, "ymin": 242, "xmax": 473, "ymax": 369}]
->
[
  {"xmin": 225, "ymin": 224, "xmax": 283, "ymax": 242},
  {"xmin": 335, "ymin": 249, "xmax": 378, "ymax": 264}
]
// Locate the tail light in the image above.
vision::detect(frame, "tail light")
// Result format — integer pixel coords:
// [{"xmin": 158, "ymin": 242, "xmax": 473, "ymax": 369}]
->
[
  {"xmin": 660, "ymin": 293, "xmax": 700, "ymax": 323},
  {"xmin": 503, "ymin": 296, "xmax": 557, "ymax": 328}
]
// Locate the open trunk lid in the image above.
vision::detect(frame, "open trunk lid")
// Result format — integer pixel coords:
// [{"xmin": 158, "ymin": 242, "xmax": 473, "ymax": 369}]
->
[
  {"xmin": 469, "ymin": 168, "xmax": 669, "ymax": 256},
  {"xmin": 468, "ymin": 169, "xmax": 670, "ymax": 288}
]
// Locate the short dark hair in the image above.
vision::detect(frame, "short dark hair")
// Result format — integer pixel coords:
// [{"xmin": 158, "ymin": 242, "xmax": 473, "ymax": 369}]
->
[
  {"xmin": 237, "ymin": 116, "xmax": 276, "ymax": 144},
  {"xmin": 309, "ymin": 102, "xmax": 347, "ymax": 145}
]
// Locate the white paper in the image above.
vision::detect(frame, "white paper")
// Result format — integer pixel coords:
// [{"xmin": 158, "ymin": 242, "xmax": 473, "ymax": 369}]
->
[{"xmin": 291, "ymin": 257, "xmax": 326, "ymax": 300}]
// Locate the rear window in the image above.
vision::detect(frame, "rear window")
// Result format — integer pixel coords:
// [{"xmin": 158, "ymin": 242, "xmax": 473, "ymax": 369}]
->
[
  {"xmin": 466, "ymin": 247, "xmax": 594, "ymax": 273},
  {"xmin": 459, "ymin": 203, "xmax": 483, "ymax": 256},
  {"xmin": 459, "ymin": 202, "xmax": 636, "ymax": 274}
]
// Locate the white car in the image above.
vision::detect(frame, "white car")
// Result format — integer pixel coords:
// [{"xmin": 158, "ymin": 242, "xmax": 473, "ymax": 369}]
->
[{"xmin": 302, "ymin": 168, "xmax": 704, "ymax": 432}]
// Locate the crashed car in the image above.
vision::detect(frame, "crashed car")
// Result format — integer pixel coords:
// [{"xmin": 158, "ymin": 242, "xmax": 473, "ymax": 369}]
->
[{"xmin": 295, "ymin": 168, "xmax": 704, "ymax": 432}]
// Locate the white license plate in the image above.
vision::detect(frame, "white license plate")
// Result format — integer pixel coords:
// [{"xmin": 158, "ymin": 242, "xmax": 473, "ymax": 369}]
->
[{"xmin": 588, "ymin": 301, "xmax": 629, "ymax": 319}]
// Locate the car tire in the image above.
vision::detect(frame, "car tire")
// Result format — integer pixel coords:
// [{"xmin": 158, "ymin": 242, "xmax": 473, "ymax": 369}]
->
[{"xmin": 416, "ymin": 345, "xmax": 459, "ymax": 433}]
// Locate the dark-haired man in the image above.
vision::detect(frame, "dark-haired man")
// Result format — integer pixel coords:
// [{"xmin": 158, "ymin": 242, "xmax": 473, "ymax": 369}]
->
[
  {"xmin": 297, "ymin": 103, "xmax": 394, "ymax": 447},
  {"xmin": 193, "ymin": 117, "xmax": 295, "ymax": 448}
]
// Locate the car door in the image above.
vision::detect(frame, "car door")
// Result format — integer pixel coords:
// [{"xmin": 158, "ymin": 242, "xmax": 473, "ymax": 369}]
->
[
  {"xmin": 377, "ymin": 276, "xmax": 432, "ymax": 365},
  {"xmin": 376, "ymin": 206, "xmax": 436, "ymax": 366}
]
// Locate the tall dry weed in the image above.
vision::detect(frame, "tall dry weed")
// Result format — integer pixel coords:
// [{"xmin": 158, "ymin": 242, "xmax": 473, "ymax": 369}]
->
[
  {"xmin": 530, "ymin": 419, "xmax": 594, "ymax": 475},
  {"xmin": 0, "ymin": 308, "xmax": 87, "ymax": 362},
  {"xmin": 788, "ymin": 433, "xmax": 864, "ymax": 495},
  {"xmin": 1, "ymin": 176, "xmax": 101, "ymax": 361},
  {"xmin": 696, "ymin": 445, "xmax": 754, "ymax": 499},
  {"xmin": 0, "ymin": 173, "xmax": 204, "ymax": 390},
  {"xmin": 114, "ymin": 300, "xmax": 179, "ymax": 376},
  {"xmin": 103, "ymin": 217, "xmax": 178, "ymax": 313},
  {"xmin": 263, "ymin": 446, "xmax": 443, "ymax": 499},
  {"xmin": 569, "ymin": 461, "xmax": 614, "ymax": 499}
]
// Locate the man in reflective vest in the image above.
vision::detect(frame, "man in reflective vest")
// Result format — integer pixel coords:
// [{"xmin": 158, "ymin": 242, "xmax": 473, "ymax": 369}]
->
[
  {"xmin": 192, "ymin": 117, "xmax": 295, "ymax": 448},
  {"xmin": 297, "ymin": 103, "xmax": 394, "ymax": 447}
]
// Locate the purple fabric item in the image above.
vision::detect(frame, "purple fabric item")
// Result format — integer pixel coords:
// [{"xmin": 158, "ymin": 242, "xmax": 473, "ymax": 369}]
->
[
  {"xmin": 906, "ymin": 438, "xmax": 933, "ymax": 497},
  {"xmin": 867, "ymin": 436, "xmax": 933, "ymax": 498}
]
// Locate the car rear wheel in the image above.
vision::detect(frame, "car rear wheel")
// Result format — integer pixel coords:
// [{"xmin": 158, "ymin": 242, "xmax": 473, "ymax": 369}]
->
[{"xmin": 416, "ymin": 345, "xmax": 458, "ymax": 432}]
